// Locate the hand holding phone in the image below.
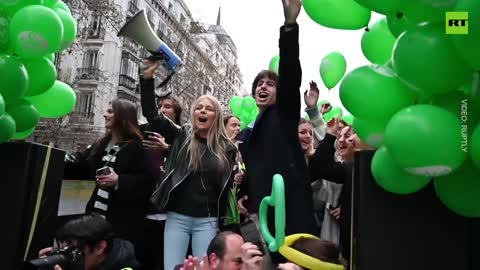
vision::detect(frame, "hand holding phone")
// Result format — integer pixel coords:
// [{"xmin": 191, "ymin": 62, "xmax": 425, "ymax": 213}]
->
[
  {"xmin": 96, "ymin": 166, "xmax": 112, "ymax": 176},
  {"xmin": 143, "ymin": 131, "xmax": 156, "ymax": 141}
]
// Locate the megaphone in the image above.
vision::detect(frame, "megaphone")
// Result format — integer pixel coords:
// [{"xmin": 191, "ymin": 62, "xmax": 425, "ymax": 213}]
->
[{"xmin": 118, "ymin": 9, "xmax": 182, "ymax": 72}]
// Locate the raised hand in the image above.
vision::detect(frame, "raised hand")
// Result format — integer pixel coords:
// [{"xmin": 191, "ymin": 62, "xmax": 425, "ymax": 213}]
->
[
  {"xmin": 281, "ymin": 0, "xmax": 302, "ymax": 24},
  {"xmin": 320, "ymin": 102, "xmax": 332, "ymax": 115},
  {"xmin": 326, "ymin": 117, "xmax": 340, "ymax": 136},
  {"xmin": 142, "ymin": 60, "xmax": 160, "ymax": 79},
  {"xmin": 304, "ymin": 81, "xmax": 319, "ymax": 109},
  {"xmin": 241, "ymin": 243, "xmax": 265, "ymax": 270}
]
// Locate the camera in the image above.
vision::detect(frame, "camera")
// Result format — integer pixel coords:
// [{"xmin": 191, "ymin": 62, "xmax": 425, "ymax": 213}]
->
[
  {"xmin": 96, "ymin": 166, "xmax": 112, "ymax": 176},
  {"xmin": 25, "ymin": 246, "xmax": 83, "ymax": 270}
]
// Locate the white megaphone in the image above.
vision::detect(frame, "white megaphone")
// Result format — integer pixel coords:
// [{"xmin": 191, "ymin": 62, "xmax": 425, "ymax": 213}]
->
[{"xmin": 118, "ymin": 9, "xmax": 182, "ymax": 72}]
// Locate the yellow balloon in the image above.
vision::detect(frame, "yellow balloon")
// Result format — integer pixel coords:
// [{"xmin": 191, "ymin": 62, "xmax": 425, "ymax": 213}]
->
[{"xmin": 279, "ymin": 234, "xmax": 345, "ymax": 270}]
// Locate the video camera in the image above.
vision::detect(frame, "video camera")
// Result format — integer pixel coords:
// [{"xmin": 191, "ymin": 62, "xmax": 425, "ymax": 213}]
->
[{"xmin": 25, "ymin": 246, "xmax": 83, "ymax": 270}]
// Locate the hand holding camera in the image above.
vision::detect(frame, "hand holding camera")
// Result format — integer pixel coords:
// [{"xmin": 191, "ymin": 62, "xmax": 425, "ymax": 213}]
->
[
  {"xmin": 27, "ymin": 246, "xmax": 82, "ymax": 270},
  {"xmin": 96, "ymin": 166, "xmax": 118, "ymax": 188}
]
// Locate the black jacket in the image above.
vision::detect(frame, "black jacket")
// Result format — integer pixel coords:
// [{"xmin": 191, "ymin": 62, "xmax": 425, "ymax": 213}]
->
[
  {"xmin": 308, "ymin": 133, "xmax": 351, "ymax": 261},
  {"xmin": 64, "ymin": 141, "xmax": 153, "ymax": 247},
  {"xmin": 237, "ymin": 24, "xmax": 316, "ymax": 237},
  {"xmin": 140, "ymin": 78, "xmax": 237, "ymax": 224}
]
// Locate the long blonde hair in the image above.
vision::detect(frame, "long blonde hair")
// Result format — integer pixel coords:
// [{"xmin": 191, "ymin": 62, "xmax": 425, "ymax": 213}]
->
[{"xmin": 188, "ymin": 95, "xmax": 232, "ymax": 174}]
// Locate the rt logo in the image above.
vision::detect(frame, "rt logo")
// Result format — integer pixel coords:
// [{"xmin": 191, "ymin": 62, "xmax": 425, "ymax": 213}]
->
[{"xmin": 446, "ymin": 12, "xmax": 468, "ymax": 34}]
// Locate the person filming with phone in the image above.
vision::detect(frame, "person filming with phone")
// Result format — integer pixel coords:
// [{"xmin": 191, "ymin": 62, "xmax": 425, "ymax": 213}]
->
[{"xmin": 64, "ymin": 99, "xmax": 153, "ymax": 267}]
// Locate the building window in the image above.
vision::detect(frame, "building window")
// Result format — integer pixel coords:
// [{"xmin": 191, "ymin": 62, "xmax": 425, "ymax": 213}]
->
[
  {"xmin": 119, "ymin": 54, "xmax": 139, "ymax": 90},
  {"xmin": 88, "ymin": 13, "xmax": 102, "ymax": 38},
  {"xmin": 84, "ymin": 51, "xmax": 98, "ymax": 69},
  {"xmin": 54, "ymin": 53, "xmax": 61, "ymax": 69},
  {"xmin": 146, "ymin": 9, "xmax": 154, "ymax": 28},
  {"xmin": 180, "ymin": 14, "xmax": 186, "ymax": 25},
  {"xmin": 75, "ymin": 91, "xmax": 95, "ymax": 118},
  {"xmin": 168, "ymin": 2, "xmax": 173, "ymax": 11},
  {"xmin": 158, "ymin": 21, "xmax": 166, "ymax": 33}
]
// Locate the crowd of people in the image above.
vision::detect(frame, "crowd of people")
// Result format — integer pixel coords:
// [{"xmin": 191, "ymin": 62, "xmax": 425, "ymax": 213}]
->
[{"xmin": 42, "ymin": 0, "xmax": 375, "ymax": 269}]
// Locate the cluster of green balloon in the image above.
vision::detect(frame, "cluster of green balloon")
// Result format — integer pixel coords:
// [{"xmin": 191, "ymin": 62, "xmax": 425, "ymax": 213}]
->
[
  {"xmin": 0, "ymin": 1, "xmax": 77, "ymax": 143},
  {"xmin": 229, "ymin": 96, "xmax": 259, "ymax": 130},
  {"xmin": 329, "ymin": 0, "xmax": 480, "ymax": 216},
  {"xmin": 319, "ymin": 52, "xmax": 346, "ymax": 89}
]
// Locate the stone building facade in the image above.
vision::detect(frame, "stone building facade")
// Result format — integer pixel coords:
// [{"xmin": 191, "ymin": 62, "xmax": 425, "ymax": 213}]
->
[{"xmin": 31, "ymin": 0, "xmax": 244, "ymax": 153}]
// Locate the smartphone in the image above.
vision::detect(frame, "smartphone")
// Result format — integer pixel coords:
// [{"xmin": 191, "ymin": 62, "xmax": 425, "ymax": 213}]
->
[
  {"xmin": 239, "ymin": 219, "xmax": 264, "ymax": 255},
  {"xmin": 96, "ymin": 166, "xmax": 112, "ymax": 176},
  {"xmin": 328, "ymin": 203, "xmax": 338, "ymax": 211},
  {"xmin": 143, "ymin": 131, "xmax": 156, "ymax": 141}
]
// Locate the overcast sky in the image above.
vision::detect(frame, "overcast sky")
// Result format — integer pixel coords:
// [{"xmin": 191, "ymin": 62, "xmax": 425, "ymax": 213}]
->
[{"xmin": 183, "ymin": 0, "xmax": 383, "ymax": 115}]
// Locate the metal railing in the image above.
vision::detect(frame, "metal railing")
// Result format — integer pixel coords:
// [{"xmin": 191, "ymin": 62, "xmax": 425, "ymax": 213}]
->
[
  {"xmin": 118, "ymin": 74, "xmax": 137, "ymax": 90},
  {"xmin": 123, "ymin": 38, "xmax": 139, "ymax": 55},
  {"xmin": 76, "ymin": 67, "xmax": 102, "ymax": 81}
]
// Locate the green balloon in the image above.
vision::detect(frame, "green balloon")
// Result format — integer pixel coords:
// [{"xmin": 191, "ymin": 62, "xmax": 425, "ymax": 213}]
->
[
  {"xmin": 7, "ymin": 99, "xmax": 39, "ymax": 132},
  {"xmin": 23, "ymin": 56, "xmax": 57, "ymax": 96},
  {"xmin": 472, "ymin": 125, "xmax": 480, "ymax": 169},
  {"xmin": 450, "ymin": 0, "xmax": 480, "ymax": 69},
  {"xmin": 401, "ymin": 0, "xmax": 457, "ymax": 24},
  {"xmin": 13, "ymin": 126, "xmax": 34, "ymax": 139},
  {"xmin": 361, "ymin": 18, "xmax": 396, "ymax": 65},
  {"xmin": 52, "ymin": 1, "xmax": 71, "ymax": 15},
  {"xmin": 0, "ymin": 113, "xmax": 15, "ymax": 143},
  {"xmin": 431, "ymin": 91, "xmax": 480, "ymax": 136},
  {"xmin": 339, "ymin": 65, "xmax": 415, "ymax": 123},
  {"xmin": 320, "ymin": 52, "xmax": 346, "ymax": 89},
  {"xmin": 242, "ymin": 96, "xmax": 256, "ymax": 112},
  {"xmin": 0, "ymin": 0, "xmax": 43, "ymax": 16},
  {"xmin": 10, "ymin": 5, "xmax": 63, "ymax": 58},
  {"xmin": 0, "ymin": 54, "xmax": 28, "ymax": 103},
  {"xmin": 229, "ymin": 96, "xmax": 243, "ymax": 116},
  {"xmin": 45, "ymin": 52, "xmax": 55, "ymax": 62},
  {"xmin": 26, "ymin": 80, "xmax": 76, "ymax": 118},
  {"xmin": 434, "ymin": 160, "xmax": 480, "ymax": 218},
  {"xmin": 372, "ymin": 146, "xmax": 431, "ymax": 194},
  {"xmin": 385, "ymin": 105, "xmax": 466, "ymax": 177},
  {"xmin": 0, "ymin": 16, "xmax": 9, "ymax": 52},
  {"xmin": 269, "ymin": 55, "xmax": 279, "ymax": 74},
  {"xmin": 354, "ymin": 0, "xmax": 401, "ymax": 15},
  {"xmin": 303, "ymin": 0, "xmax": 371, "ymax": 30},
  {"xmin": 342, "ymin": 114, "xmax": 353, "ymax": 125},
  {"xmin": 0, "ymin": 93, "xmax": 4, "ymax": 115},
  {"xmin": 323, "ymin": 107, "xmax": 343, "ymax": 122},
  {"xmin": 353, "ymin": 117, "xmax": 386, "ymax": 148},
  {"xmin": 392, "ymin": 24, "xmax": 472, "ymax": 95},
  {"xmin": 240, "ymin": 121, "xmax": 248, "ymax": 130},
  {"xmin": 386, "ymin": 12, "xmax": 413, "ymax": 38},
  {"xmin": 54, "ymin": 8, "xmax": 76, "ymax": 50},
  {"xmin": 43, "ymin": 0, "xmax": 59, "ymax": 6},
  {"xmin": 238, "ymin": 110, "xmax": 250, "ymax": 123}
]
